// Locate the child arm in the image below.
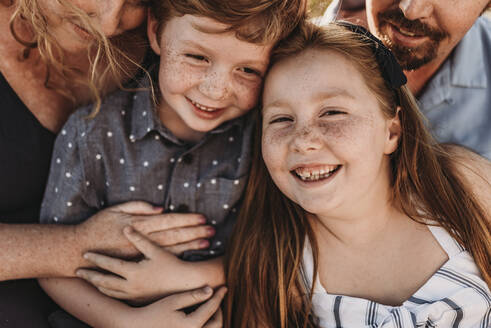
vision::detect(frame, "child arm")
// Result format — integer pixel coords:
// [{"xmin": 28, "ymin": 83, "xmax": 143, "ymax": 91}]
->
[
  {"xmin": 39, "ymin": 277, "xmax": 226, "ymax": 328},
  {"xmin": 77, "ymin": 227, "xmax": 225, "ymax": 303}
]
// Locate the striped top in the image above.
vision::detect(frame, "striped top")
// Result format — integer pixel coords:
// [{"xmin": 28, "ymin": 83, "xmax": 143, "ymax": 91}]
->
[{"xmin": 302, "ymin": 226, "xmax": 491, "ymax": 328}]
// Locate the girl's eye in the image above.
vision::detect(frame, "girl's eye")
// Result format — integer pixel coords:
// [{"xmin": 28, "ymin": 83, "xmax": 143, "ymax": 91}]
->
[
  {"xmin": 185, "ymin": 54, "xmax": 208, "ymax": 62},
  {"xmin": 321, "ymin": 109, "xmax": 346, "ymax": 117},
  {"xmin": 269, "ymin": 116, "xmax": 293, "ymax": 124}
]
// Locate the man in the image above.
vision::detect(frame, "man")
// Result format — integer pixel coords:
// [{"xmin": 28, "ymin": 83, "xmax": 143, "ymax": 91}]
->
[{"xmin": 323, "ymin": 0, "xmax": 491, "ymax": 159}]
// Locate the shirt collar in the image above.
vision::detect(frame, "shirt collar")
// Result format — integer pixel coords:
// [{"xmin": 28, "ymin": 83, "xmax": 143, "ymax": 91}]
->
[
  {"xmin": 418, "ymin": 17, "xmax": 487, "ymax": 110},
  {"xmin": 449, "ymin": 17, "xmax": 487, "ymax": 89},
  {"xmin": 129, "ymin": 70, "xmax": 250, "ymax": 145}
]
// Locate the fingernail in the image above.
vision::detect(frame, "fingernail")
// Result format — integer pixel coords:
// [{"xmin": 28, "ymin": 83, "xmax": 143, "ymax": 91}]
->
[
  {"xmin": 75, "ymin": 270, "xmax": 81, "ymax": 276},
  {"xmin": 198, "ymin": 216, "xmax": 206, "ymax": 224},
  {"xmin": 153, "ymin": 206, "xmax": 163, "ymax": 212},
  {"xmin": 203, "ymin": 286, "xmax": 212, "ymax": 294},
  {"xmin": 199, "ymin": 240, "xmax": 210, "ymax": 248},
  {"xmin": 123, "ymin": 226, "xmax": 134, "ymax": 234},
  {"xmin": 83, "ymin": 253, "xmax": 90, "ymax": 259},
  {"xmin": 206, "ymin": 226, "xmax": 215, "ymax": 236}
]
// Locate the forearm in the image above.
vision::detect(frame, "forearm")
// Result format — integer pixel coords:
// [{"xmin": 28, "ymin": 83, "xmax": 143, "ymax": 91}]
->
[
  {"xmin": 0, "ymin": 223, "xmax": 89, "ymax": 280},
  {"xmin": 39, "ymin": 277, "xmax": 133, "ymax": 328}
]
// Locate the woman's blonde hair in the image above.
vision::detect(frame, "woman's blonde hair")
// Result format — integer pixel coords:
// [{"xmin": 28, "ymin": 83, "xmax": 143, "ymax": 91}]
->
[
  {"xmin": 224, "ymin": 22, "xmax": 491, "ymax": 328},
  {"xmin": 5, "ymin": 0, "xmax": 146, "ymax": 115}
]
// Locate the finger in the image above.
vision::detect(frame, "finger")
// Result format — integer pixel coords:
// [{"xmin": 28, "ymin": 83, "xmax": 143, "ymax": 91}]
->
[
  {"xmin": 164, "ymin": 239, "xmax": 210, "ymax": 255},
  {"xmin": 124, "ymin": 226, "xmax": 162, "ymax": 258},
  {"xmin": 150, "ymin": 225, "xmax": 215, "ymax": 246},
  {"xmin": 204, "ymin": 308, "xmax": 223, "ymax": 328},
  {"xmin": 76, "ymin": 268, "xmax": 127, "ymax": 292},
  {"xmin": 132, "ymin": 213, "xmax": 206, "ymax": 234},
  {"xmin": 82, "ymin": 252, "xmax": 131, "ymax": 277},
  {"xmin": 166, "ymin": 286, "xmax": 214, "ymax": 310},
  {"xmin": 111, "ymin": 201, "xmax": 163, "ymax": 215},
  {"xmin": 189, "ymin": 287, "xmax": 227, "ymax": 325},
  {"xmin": 97, "ymin": 286, "xmax": 130, "ymax": 300}
]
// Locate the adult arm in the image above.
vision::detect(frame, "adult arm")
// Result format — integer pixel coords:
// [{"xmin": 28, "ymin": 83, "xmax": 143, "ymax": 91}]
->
[{"xmin": 0, "ymin": 202, "xmax": 212, "ymax": 281}]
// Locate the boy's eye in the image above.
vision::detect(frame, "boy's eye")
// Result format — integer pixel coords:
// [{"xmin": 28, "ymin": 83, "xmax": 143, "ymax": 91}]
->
[
  {"xmin": 185, "ymin": 54, "xmax": 208, "ymax": 62},
  {"xmin": 238, "ymin": 67, "xmax": 261, "ymax": 76},
  {"xmin": 269, "ymin": 116, "xmax": 293, "ymax": 124}
]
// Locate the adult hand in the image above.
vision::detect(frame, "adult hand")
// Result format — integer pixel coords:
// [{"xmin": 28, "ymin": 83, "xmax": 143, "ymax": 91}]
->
[
  {"xmin": 124, "ymin": 286, "xmax": 226, "ymax": 328},
  {"xmin": 75, "ymin": 201, "xmax": 214, "ymax": 259},
  {"xmin": 77, "ymin": 226, "xmax": 207, "ymax": 303}
]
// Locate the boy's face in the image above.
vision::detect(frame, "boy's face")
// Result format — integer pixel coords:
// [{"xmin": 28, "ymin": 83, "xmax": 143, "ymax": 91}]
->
[{"xmin": 148, "ymin": 14, "xmax": 272, "ymax": 142}]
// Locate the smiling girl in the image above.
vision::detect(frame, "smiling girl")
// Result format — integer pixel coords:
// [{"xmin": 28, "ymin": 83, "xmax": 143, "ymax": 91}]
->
[{"xmin": 225, "ymin": 22, "xmax": 491, "ymax": 328}]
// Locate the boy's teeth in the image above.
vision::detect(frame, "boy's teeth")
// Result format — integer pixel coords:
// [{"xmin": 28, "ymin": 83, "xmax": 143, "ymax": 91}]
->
[{"xmin": 191, "ymin": 100, "xmax": 218, "ymax": 112}]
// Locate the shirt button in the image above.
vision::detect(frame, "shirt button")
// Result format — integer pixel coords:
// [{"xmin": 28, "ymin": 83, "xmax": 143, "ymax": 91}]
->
[
  {"xmin": 176, "ymin": 204, "xmax": 189, "ymax": 213},
  {"xmin": 182, "ymin": 153, "xmax": 193, "ymax": 164}
]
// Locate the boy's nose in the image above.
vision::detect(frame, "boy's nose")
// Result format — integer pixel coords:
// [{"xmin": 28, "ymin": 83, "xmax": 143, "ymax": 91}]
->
[
  {"xmin": 198, "ymin": 71, "xmax": 231, "ymax": 102},
  {"xmin": 398, "ymin": 0, "xmax": 434, "ymax": 21}
]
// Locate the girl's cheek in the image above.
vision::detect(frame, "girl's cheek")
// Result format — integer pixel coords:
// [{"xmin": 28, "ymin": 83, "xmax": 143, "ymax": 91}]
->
[{"xmin": 262, "ymin": 125, "xmax": 294, "ymax": 146}]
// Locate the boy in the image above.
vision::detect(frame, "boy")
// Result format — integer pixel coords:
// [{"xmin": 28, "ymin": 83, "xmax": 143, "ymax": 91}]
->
[{"xmin": 39, "ymin": 0, "xmax": 306, "ymax": 326}]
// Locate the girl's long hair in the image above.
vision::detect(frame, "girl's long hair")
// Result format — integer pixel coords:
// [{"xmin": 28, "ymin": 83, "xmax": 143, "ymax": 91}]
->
[
  {"xmin": 3, "ymin": 0, "xmax": 147, "ymax": 115},
  {"xmin": 224, "ymin": 22, "xmax": 491, "ymax": 328}
]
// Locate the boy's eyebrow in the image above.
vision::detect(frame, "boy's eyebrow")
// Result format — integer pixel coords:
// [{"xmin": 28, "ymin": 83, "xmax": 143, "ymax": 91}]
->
[{"xmin": 181, "ymin": 40, "xmax": 269, "ymax": 69}]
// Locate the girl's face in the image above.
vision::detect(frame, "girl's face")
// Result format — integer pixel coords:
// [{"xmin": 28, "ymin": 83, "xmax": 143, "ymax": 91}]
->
[
  {"xmin": 261, "ymin": 49, "xmax": 400, "ymax": 218},
  {"xmin": 39, "ymin": 0, "xmax": 147, "ymax": 53}
]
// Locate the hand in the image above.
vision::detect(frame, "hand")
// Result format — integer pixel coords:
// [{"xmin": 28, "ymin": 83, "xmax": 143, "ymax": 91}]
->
[
  {"xmin": 124, "ymin": 286, "xmax": 226, "ymax": 328},
  {"xmin": 77, "ymin": 226, "xmax": 202, "ymax": 303},
  {"xmin": 76, "ymin": 201, "xmax": 214, "ymax": 259}
]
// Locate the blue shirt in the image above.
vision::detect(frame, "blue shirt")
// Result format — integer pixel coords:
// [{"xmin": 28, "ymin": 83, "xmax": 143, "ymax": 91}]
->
[
  {"xmin": 417, "ymin": 17, "xmax": 491, "ymax": 159},
  {"xmin": 40, "ymin": 73, "xmax": 255, "ymax": 261}
]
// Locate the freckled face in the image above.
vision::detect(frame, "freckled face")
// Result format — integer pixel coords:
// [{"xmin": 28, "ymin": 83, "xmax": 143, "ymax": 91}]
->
[
  {"xmin": 38, "ymin": 0, "xmax": 146, "ymax": 53},
  {"xmin": 147, "ymin": 15, "xmax": 272, "ymax": 142},
  {"xmin": 261, "ymin": 49, "xmax": 399, "ymax": 217}
]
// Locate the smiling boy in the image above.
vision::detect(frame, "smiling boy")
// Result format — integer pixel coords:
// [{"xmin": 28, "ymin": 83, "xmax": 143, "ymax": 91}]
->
[{"xmin": 39, "ymin": 0, "xmax": 306, "ymax": 326}]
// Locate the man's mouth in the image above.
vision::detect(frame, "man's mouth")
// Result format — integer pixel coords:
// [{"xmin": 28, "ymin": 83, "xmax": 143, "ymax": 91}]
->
[{"xmin": 291, "ymin": 164, "xmax": 341, "ymax": 182}]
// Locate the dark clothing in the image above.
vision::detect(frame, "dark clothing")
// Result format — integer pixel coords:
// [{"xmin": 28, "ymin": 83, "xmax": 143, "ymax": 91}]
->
[{"xmin": 0, "ymin": 72, "xmax": 58, "ymax": 327}]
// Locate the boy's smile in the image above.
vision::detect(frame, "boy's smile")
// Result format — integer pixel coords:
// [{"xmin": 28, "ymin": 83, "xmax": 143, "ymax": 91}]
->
[{"xmin": 148, "ymin": 15, "xmax": 272, "ymax": 142}]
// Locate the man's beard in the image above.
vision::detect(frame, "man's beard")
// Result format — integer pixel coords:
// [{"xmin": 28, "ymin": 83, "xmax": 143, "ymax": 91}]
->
[{"xmin": 376, "ymin": 7, "xmax": 448, "ymax": 71}]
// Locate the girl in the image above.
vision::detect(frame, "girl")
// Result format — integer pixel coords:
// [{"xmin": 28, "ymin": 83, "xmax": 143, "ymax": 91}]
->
[{"xmin": 225, "ymin": 22, "xmax": 491, "ymax": 327}]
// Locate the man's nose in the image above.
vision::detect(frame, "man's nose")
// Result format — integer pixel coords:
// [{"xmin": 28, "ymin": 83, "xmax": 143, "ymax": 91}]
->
[{"xmin": 398, "ymin": 0, "xmax": 434, "ymax": 21}]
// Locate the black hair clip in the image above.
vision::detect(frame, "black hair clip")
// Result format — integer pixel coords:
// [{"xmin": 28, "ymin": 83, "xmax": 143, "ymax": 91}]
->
[{"xmin": 336, "ymin": 21, "xmax": 407, "ymax": 89}]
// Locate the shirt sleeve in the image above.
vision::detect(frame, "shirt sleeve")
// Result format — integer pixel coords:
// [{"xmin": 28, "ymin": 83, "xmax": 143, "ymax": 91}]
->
[{"xmin": 40, "ymin": 112, "xmax": 100, "ymax": 224}]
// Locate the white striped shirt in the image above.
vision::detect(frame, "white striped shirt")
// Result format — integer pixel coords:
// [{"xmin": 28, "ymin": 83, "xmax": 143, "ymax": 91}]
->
[{"xmin": 302, "ymin": 226, "xmax": 491, "ymax": 327}]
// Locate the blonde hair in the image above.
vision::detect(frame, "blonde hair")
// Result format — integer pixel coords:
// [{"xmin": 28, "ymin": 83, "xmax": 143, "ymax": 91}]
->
[
  {"xmin": 5, "ymin": 0, "xmax": 146, "ymax": 115},
  {"xmin": 225, "ymin": 22, "xmax": 491, "ymax": 328}
]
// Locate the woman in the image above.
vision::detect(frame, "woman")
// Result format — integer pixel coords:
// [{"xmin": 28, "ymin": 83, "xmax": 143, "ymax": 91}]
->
[
  {"xmin": 224, "ymin": 22, "xmax": 491, "ymax": 327},
  {"xmin": 0, "ymin": 0, "xmax": 214, "ymax": 326}
]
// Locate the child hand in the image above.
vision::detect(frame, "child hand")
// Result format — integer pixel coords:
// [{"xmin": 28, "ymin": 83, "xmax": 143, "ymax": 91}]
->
[
  {"xmin": 125, "ymin": 286, "xmax": 226, "ymax": 328},
  {"xmin": 76, "ymin": 226, "xmax": 204, "ymax": 303}
]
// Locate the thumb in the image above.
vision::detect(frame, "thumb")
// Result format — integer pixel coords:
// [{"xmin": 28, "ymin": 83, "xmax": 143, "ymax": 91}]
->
[
  {"xmin": 123, "ymin": 226, "xmax": 164, "ymax": 259},
  {"xmin": 165, "ymin": 286, "xmax": 214, "ymax": 310},
  {"xmin": 113, "ymin": 201, "xmax": 163, "ymax": 215}
]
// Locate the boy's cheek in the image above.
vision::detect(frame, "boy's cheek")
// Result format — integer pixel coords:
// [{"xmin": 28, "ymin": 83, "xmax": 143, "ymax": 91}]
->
[{"xmin": 236, "ymin": 81, "xmax": 262, "ymax": 110}]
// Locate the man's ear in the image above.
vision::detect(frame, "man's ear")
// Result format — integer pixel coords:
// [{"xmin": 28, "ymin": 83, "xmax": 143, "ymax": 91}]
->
[
  {"xmin": 147, "ymin": 8, "xmax": 161, "ymax": 56},
  {"xmin": 384, "ymin": 106, "xmax": 402, "ymax": 155}
]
